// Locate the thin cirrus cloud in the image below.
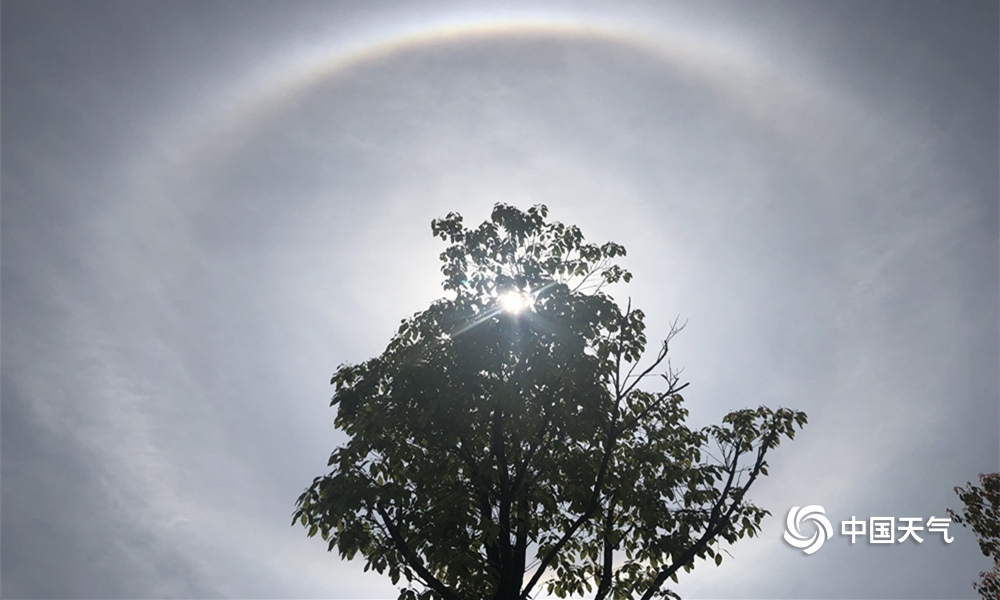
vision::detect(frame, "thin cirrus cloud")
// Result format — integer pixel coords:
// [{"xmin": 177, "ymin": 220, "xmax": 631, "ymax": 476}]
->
[{"xmin": 1, "ymin": 1, "xmax": 996, "ymax": 599}]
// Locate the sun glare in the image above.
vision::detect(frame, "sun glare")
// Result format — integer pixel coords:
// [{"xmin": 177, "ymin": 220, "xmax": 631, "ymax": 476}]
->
[{"xmin": 499, "ymin": 291, "xmax": 532, "ymax": 314}]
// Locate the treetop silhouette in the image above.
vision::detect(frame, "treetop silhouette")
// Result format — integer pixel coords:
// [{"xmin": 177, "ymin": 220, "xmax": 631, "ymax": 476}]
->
[{"xmin": 294, "ymin": 204, "xmax": 807, "ymax": 600}]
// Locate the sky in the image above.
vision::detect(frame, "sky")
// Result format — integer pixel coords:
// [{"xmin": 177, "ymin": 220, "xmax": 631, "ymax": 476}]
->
[{"xmin": 1, "ymin": 1, "xmax": 997, "ymax": 599}]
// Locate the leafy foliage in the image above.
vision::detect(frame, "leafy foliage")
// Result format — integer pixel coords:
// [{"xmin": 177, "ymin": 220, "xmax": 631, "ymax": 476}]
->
[
  {"xmin": 293, "ymin": 204, "xmax": 807, "ymax": 600},
  {"xmin": 949, "ymin": 473, "xmax": 1000, "ymax": 600}
]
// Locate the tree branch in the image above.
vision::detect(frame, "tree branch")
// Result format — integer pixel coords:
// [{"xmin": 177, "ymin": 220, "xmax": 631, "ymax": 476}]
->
[
  {"xmin": 639, "ymin": 429, "xmax": 779, "ymax": 600},
  {"xmin": 375, "ymin": 506, "xmax": 464, "ymax": 600},
  {"xmin": 594, "ymin": 491, "xmax": 618, "ymax": 600},
  {"xmin": 520, "ymin": 417, "xmax": 619, "ymax": 598}
]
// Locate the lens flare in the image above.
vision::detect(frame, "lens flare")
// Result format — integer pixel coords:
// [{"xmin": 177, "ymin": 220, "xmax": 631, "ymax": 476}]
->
[{"xmin": 499, "ymin": 291, "xmax": 532, "ymax": 313}]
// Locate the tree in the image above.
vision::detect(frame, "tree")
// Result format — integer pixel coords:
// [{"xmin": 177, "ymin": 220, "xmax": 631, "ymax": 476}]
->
[
  {"xmin": 949, "ymin": 473, "xmax": 1000, "ymax": 600},
  {"xmin": 293, "ymin": 204, "xmax": 807, "ymax": 600}
]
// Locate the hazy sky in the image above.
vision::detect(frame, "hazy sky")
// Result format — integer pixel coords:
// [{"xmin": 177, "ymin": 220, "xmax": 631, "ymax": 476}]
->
[{"xmin": 2, "ymin": 1, "xmax": 997, "ymax": 599}]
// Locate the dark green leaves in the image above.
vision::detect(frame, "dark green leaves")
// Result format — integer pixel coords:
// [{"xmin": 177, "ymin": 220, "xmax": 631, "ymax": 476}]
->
[
  {"xmin": 294, "ymin": 204, "xmax": 806, "ymax": 600},
  {"xmin": 430, "ymin": 204, "xmax": 632, "ymax": 305},
  {"xmin": 949, "ymin": 473, "xmax": 1000, "ymax": 599}
]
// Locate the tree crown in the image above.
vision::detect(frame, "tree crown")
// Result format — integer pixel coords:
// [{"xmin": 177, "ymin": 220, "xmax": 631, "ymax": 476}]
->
[{"xmin": 294, "ymin": 204, "xmax": 806, "ymax": 600}]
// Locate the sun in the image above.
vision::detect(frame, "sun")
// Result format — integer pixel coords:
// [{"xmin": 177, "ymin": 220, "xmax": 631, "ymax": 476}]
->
[{"xmin": 499, "ymin": 290, "xmax": 532, "ymax": 314}]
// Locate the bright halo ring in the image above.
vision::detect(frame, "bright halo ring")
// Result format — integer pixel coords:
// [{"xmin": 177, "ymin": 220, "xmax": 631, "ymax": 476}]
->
[{"xmin": 499, "ymin": 291, "xmax": 533, "ymax": 314}]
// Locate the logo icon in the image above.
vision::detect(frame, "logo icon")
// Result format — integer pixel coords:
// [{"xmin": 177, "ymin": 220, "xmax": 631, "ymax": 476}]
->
[{"xmin": 784, "ymin": 505, "xmax": 834, "ymax": 555}]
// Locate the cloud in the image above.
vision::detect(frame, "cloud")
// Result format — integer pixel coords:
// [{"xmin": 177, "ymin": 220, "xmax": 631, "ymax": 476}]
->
[{"xmin": 3, "ymin": 1, "xmax": 995, "ymax": 598}]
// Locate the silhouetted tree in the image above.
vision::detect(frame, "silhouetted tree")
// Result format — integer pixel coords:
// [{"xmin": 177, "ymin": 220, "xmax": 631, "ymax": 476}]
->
[
  {"xmin": 294, "ymin": 204, "xmax": 807, "ymax": 600},
  {"xmin": 949, "ymin": 473, "xmax": 1000, "ymax": 600}
]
